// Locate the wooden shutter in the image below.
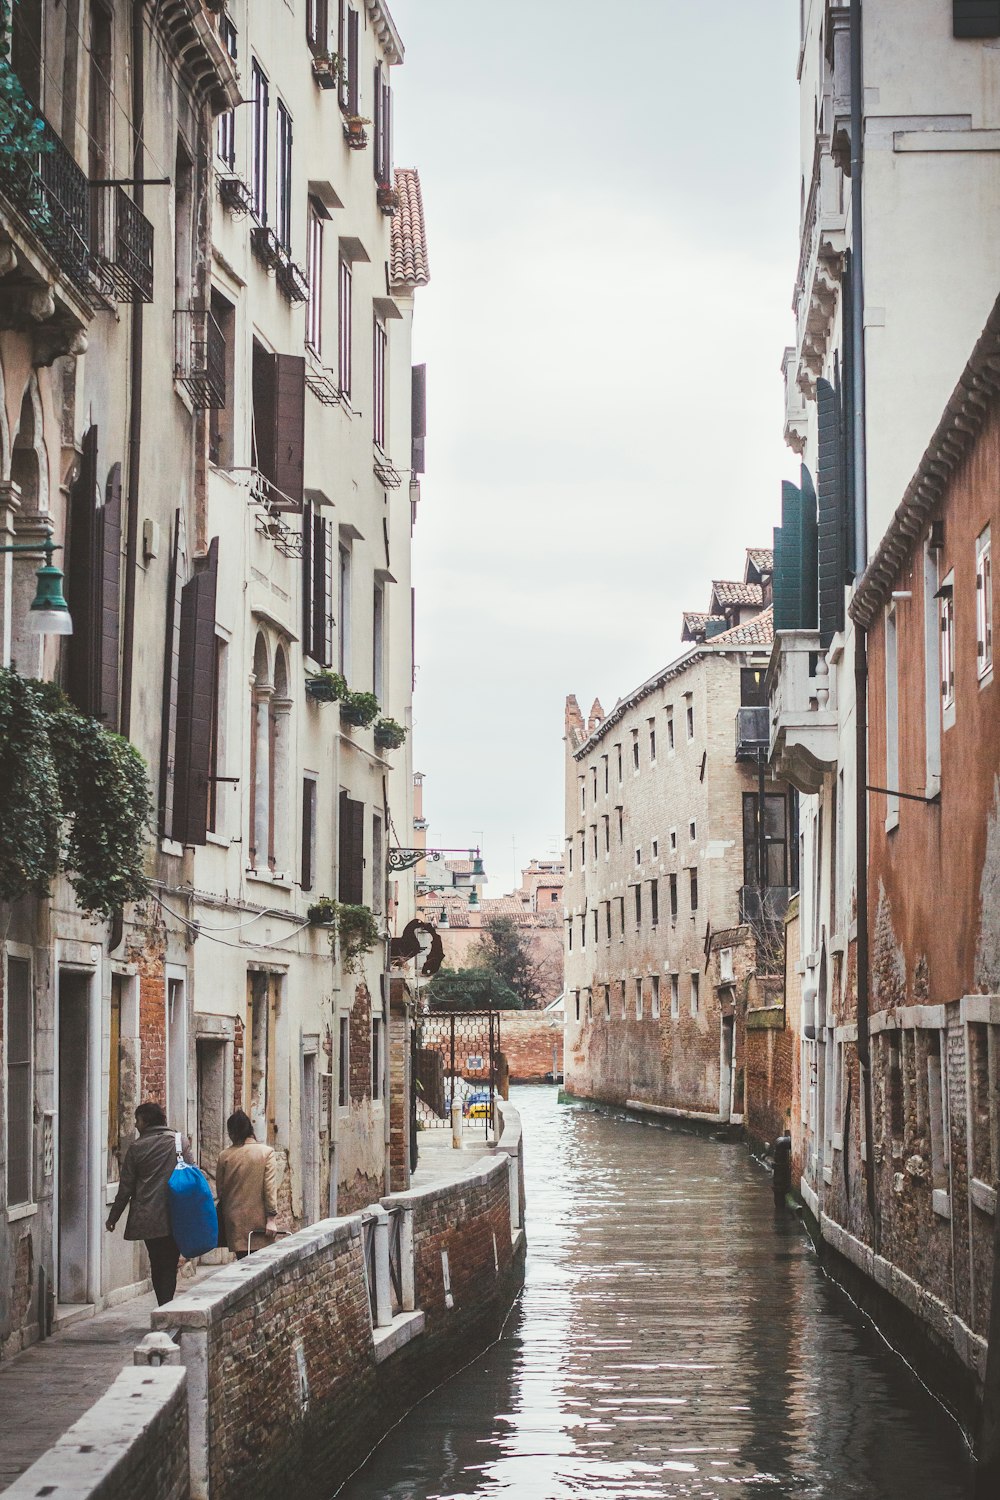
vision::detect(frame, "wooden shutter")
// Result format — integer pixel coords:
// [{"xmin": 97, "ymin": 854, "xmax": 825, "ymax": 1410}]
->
[
  {"xmin": 954, "ymin": 2, "xmax": 1000, "ymax": 37},
  {"xmin": 174, "ymin": 538, "xmax": 219, "ymax": 846},
  {"xmin": 323, "ymin": 517, "xmax": 334, "ymax": 666},
  {"xmin": 816, "ymin": 379, "xmax": 846, "ymax": 647},
  {"xmin": 411, "ymin": 363, "xmax": 426, "ymax": 474},
  {"xmin": 347, "ymin": 6, "xmax": 359, "ymax": 114},
  {"xmin": 841, "ymin": 253, "xmax": 857, "ymax": 580},
  {"xmin": 798, "ymin": 464, "xmax": 819, "ymax": 630},
  {"xmin": 99, "ymin": 462, "xmax": 122, "ymax": 729},
  {"xmin": 382, "ymin": 80, "xmax": 392, "ymax": 182},
  {"xmin": 66, "ymin": 425, "xmax": 100, "ymax": 716},
  {"xmin": 159, "ymin": 512, "xmax": 182, "ymax": 837},
  {"xmin": 373, "ymin": 63, "xmax": 382, "ymax": 180},
  {"xmin": 773, "ymin": 475, "xmax": 818, "ymax": 632},
  {"xmin": 272, "ymin": 353, "xmax": 305, "ymax": 508},
  {"xmin": 301, "ymin": 498, "xmax": 315, "ymax": 657},
  {"xmin": 338, "ymin": 789, "xmax": 365, "ymax": 905}
]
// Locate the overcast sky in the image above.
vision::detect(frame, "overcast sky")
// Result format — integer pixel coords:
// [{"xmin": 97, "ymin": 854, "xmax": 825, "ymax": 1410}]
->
[{"xmin": 388, "ymin": 0, "xmax": 800, "ymax": 894}]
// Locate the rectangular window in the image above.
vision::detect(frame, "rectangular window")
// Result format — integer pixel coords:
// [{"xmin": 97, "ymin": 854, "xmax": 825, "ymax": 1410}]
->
[
  {"xmin": 307, "ymin": 0, "xmax": 329, "ymax": 54},
  {"xmin": 617, "ymin": 806, "xmax": 623, "ymax": 843},
  {"xmin": 306, "ymin": 200, "xmax": 324, "ymax": 353},
  {"xmin": 618, "ymin": 896, "xmax": 625, "ymax": 936},
  {"xmin": 373, "ymin": 582, "xmax": 385, "ymax": 700},
  {"xmin": 940, "ymin": 572, "xmax": 956, "ymax": 721},
  {"xmin": 633, "ymin": 884, "xmax": 642, "ymax": 926},
  {"xmin": 635, "ymin": 847, "xmax": 642, "ymax": 867},
  {"xmin": 6, "ymin": 956, "xmax": 32, "ymax": 1205},
  {"xmin": 977, "ymin": 525, "xmax": 993, "ymax": 678},
  {"xmin": 689, "ymin": 821, "xmax": 696, "ymax": 842},
  {"xmin": 690, "ymin": 971, "xmax": 700, "ymax": 1016},
  {"xmin": 669, "ymin": 873, "xmax": 678, "ymax": 919},
  {"xmin": 338, "ymin": 255, "xmax": 353, "ymax": 398},
  {"xmin": 651, "ymin": 839, "xmax": 658, "ymax": 859},
  {"xmin": 372, "ymin": 1017, "xmax": 383, "ymax": 1100},
  {"xmin": 592, "ymin": 825, "xmax": 598, "ymax": 863},
  {"xmin": 670, "ymin": 829, "xmax": 677, "ymax": 851},
  {"xmin": 603, "ymin": 755, "xmax": 609, "ymax": 794},
  {"xmin": 632, "ymin": 731, "xmax": 639, "ymax": 771},
  {"xmin": 301, "ymin": 776, "xmax": 317, "ymax": 891},
  {"xmin": 579, "ymin": 914, "xmax": 586, "ymax": 950},
  {"xmin": 686, "ymin": 704, "xmax": 694, "ymax": 740},
  {"xmin": 217, "ymin": 17, "xmax": 238, "ymax": 166},
  {"xmin": 251, "ymin": 59, "xmax": 269, "ymax": 223},
  {"xmin": 372, "ymin": 60, "xmax": 392, "ymax": 183},
  {"xmin": 670, "ymin": 973, "xmax": 679, "ymax": 1018},
  {"xmin": 371, "ymin": 813, "xmax": 383, "ymax": 915},
  {"xmin": 927, "ymin": 1032, "xmax": 949, "ymax": 1200},
  {"xmin": 649, "ymin": 879, "xmax": 659, "ymax": 926},
  {"xmin": 924, "ymin": 540, "xmax": 942, "ymax": 796},
  {"xmin": 689, "ymin": 868, "xmax": 699, "ymax": 911},
  {"xmin": 604, "ymin": 986, "xmax": 611, "ymax": 1020},
  {"xmin": 580, "ymin": 779, "xmax": 586, "ymax": 813},
  {"xmin": 207, "ymin": 635, "xmax": 226, "ymax": 835},
  {"xmin": 567, "ymin": 920, "xmax": 573, "ymax": 952},
  {"xmin": 373, "ymin": 315, "xmax": 388, "ymax": 449},
  {"xmin": 603, "ymin": 815, "xmax": 610, "ymax": 854},
  {"xmin": 338, "ymin": 1014, "xmax": 350, "ymax": 1107},
  {"xmin": 648, "ymin": 720, "xmax": 656, "ymax": 762},
  {"xmin": 651, "ymin": 975, "xmax": 660, "ymax": 1019},
  {"xmin": 885, "ymin": 604, "xmax": 899, "ymax": 829},
  {"xmin": 338, "ymin": 1, "xmax": 359, "ymax": 112},
  {"xmin": 338, "ymin": 790, "xmax": 365, "ymax": 906},
  {"xmin": 276, "ymin": 101, "xmax": 293, "ymax": 250},
  {"xmin": 667, "ymin": 714, "xmax": 674, "ymax": 751},
  {"xmin": 338, "ymin": 543, "xmax": 351, "ymax": 675},
  {"xmin": 616, "ymin": 744, "xmax": 623, "ymax": 781},
  {"xmin": 605, "ymin": 901, "xmax": 612, "ymax": 942},
  {"xmin": 574, "ymin": 990, "xmax": 581, "ymax": 1022},
  {"xmin": 969, "ymin": 1022, "xmax": 997, "ymax": 1185},
  {"xmin": 568, "ymin": 845, "xmax": 573, "ymax": 874},
  {"xmin": 740, "ymin": 667, "xmax": 767, "ymax": 706},
  {"xmin": 592, "ymin": 909, "xmax": 599, "ymax": 944},
  {"xmin": 635, "ymin": 977, "xmax": 643, "ymax": 1020}
]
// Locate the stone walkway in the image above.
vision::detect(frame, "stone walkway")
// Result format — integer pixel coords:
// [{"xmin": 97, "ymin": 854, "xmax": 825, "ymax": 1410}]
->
[
  {"xmin": 409, "ymin": 1124, "xmax": 498, "ymax": 1188},
  {"xmin": 0, "ymin": 1266, "xmax": 214, "ymax": 1492}
]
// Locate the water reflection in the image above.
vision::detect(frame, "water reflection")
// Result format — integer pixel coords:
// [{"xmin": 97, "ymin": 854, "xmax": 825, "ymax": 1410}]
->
[{"xmin": 339, "ymin": 1089, "xmax": 973, "ymax": 1499}]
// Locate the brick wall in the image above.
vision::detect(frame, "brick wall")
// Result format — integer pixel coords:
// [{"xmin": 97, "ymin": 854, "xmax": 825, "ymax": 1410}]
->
[
  {"xmin": 4, "ymin": 1367, "xmax": 188, "ymax": 1500},
  {"xmin": 500, "ymin": 1012, "xmax": 563, "ymax": 1082},
  {"xmin": 138, "ymin": 970, "xmax": 166, "ymax": 1107},
  {"xmin": 349, "ymin": 981, "xmax": 372, "ymax": 1104}
]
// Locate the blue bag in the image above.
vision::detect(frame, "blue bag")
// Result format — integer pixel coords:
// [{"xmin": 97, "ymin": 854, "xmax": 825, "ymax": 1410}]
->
[{"xmin": 167, "ymin": 1133, "xmax": 218, "ymax": 1259}]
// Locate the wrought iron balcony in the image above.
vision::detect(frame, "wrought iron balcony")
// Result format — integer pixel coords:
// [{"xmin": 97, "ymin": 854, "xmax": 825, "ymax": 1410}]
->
[
  {"xmin": 174, "ymin": 309, "xmax": 226, "ymax": 409},
  {"xmin": 218, "ymin": 174, "xmax": 254, "ymax": 217},
  {"xmin": 91, "ymin": 185, "xmax": 154, "ymax": 303},
  {"xmin": 0, "ymin": 114, "xmax": 91, "ymax": 295},
  {"xmin": 735, "ymin": 706, "xmax": 769, "ymax": 761},
  {"xmin": 276, "ymin": 252, "xmax": 309, "ymax": 304}
]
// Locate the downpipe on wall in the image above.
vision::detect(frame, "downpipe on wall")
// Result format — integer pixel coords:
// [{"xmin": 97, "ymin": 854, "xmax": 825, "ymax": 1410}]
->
[{"xmin": 120, "ymin": 0, "xmax": 146, "ymax": 738}]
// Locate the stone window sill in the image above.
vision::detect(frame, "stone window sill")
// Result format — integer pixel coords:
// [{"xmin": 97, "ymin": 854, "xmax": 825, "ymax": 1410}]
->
[
  {"xmin": 971, "ymin": 1178, "xmax": 996, "ymax": 1216},
  {"xmin": 7, "ymin": 1201, "xmax": 38, "ymax": 1223},
  {"xmin": 932, "ymin": 1188, "xmax": 951, "ymax": 1219},
  {"xmin": 373, "ymin": 1309, "xmax": 425, "ymax": 1363}
]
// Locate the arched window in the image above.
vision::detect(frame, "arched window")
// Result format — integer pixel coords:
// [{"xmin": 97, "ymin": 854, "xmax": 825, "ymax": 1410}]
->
[{"xmin": 271, "ymin": 647, "xmax": 292, "ymax": 876}]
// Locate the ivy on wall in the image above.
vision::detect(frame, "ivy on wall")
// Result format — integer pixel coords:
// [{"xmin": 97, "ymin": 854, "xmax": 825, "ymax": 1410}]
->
[
  {"xmin": 0, "ymin": 2, "xmax": 50, "ymax": 169},
  {"xmin": 0, "ymin": 669, "xmax": 151, "ymax": 919}
]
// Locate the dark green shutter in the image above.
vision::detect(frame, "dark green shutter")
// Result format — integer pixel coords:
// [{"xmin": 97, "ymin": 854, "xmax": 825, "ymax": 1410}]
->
[
  {"xmin": 798, "ymin": 464, "xmax": 818, "ymax": 630},
  {"xmin": 301, "ymin": 498, "xmax": 314, "ymax": 658},
  {"xmin": 773, "ymin": 473, "xmax": 817, "ymax": 632},
  {"xmin": 954, "ymin": 2, "xmax": 1000, "ymax": 37},
  {"xmin": 66, "ymin": 425, "xmax": 100, "ymax": 716},
  {"xmin": 816, "ymin": 378, "xmax": 846, "ymax": 647},
  {"xmin": 100, "ymin": 462, "xmax": 122, "ymax": 730},
  {"xmin": 174, "ymin": 538, "xmax": 219, "ymax": 847}
]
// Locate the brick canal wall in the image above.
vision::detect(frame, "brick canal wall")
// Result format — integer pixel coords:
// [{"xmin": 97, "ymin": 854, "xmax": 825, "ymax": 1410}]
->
[
  {"xmin": 501, "ymin": 1011, "xmax": 564, "ymax": 1081},
  {"xmin": 3, "ymin": 1366, "xmax": 188, "ymax": 1500}
]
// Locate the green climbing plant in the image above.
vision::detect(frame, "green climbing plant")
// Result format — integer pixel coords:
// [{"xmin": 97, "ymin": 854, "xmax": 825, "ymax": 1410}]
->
[
  {"xmin": 0, "ymin": 3, "xmax": 50, "ymax": 171},
  {"xmin": 307, "ymin": 896, "xmax": 381, "ymax": 974},
  {"xmin": 0, "ymin": 670, "xmax": 152, "ymax": 920}
]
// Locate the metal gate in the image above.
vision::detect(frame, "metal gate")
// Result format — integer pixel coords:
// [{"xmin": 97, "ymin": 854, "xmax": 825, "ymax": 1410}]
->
[{"xmin": 412, "ymin": 1010, "xmax": 500, "ymax": 1138}]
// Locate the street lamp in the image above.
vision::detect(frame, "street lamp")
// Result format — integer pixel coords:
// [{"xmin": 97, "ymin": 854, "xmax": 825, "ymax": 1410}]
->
[{"xmin": 0, "ymin": 538, "xmax": 73, "ymax": 636}]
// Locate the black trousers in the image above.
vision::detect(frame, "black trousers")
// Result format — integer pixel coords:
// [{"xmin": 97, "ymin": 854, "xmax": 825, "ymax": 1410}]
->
[{"xmin": 145, "ymin": 1234, "xmax": 181, "ymax": 1305}]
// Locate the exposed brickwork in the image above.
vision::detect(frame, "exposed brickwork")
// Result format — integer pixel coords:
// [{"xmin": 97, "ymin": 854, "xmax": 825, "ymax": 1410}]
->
[
  {"xmin": 499, "ymin": 1012, "xmax": 563, "ymax": 1082},
  {"xmin": 233, "ymin": 1015, "xmax": 245, "ymax": 1114},
  {"xmin": 388, "ymin": 983, "xmax": 412, "ymax": 1191},
  {"xmin": 349, "ymin": 982, "xmax": 372, "ymax": 1104}
]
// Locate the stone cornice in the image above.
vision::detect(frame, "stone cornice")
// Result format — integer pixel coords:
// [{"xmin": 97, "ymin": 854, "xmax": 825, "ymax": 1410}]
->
[
  {"xmin": 365, "ymin": 0, "xmax": 404, "ymax": 65},
  {"xmin": 850, "ymin": 293, "xmax": 1000, "ymax": 631}
]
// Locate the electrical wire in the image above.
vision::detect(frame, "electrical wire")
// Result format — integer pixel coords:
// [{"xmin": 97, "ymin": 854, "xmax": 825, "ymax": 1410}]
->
[
  {"xmin": 152, "ymin": 893, "xmax": 294, "ymax": 934},
  {"xmin": 151, "ymin": 893, "xmax": 317, "ymax": 951}
]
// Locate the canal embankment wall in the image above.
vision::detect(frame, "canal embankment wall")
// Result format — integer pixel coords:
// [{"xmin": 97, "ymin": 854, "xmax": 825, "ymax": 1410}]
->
[{"xmin": 6, "ymin": 1103, "xmax": 526, "ymax": 1500}]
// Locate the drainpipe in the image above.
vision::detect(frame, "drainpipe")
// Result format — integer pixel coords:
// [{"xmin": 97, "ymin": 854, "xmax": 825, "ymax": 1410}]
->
[
  {"xmin": 854, "ymin": 629, "xmax": 877, "ymax": 1243},
  {"xmin": 119, "ymin": 0, "xmax": 145, "ymax": 738},
  {"xmin": 850, "ymin": 0, "xmax": 867, "ymax": 576}
]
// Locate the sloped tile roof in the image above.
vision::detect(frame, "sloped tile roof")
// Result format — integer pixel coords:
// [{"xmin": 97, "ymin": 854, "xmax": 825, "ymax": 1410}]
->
[
  {"xmin": 390, "ymin": 168, "xmax": 430, "ymax": 287},
  {"xmin": 746, "ymin": 548, "xmax": 773, "ymax": 574},
  {"xmin": 711, "ymin": 580, "xmax": 764, "ymax": 608},
  {"xmin": 682, "ymin": 612, "xmax": 726, "ymax": 640},
  {"xmin": 708, "ymin": 604, "xmax": 774, "ymax": 646}
]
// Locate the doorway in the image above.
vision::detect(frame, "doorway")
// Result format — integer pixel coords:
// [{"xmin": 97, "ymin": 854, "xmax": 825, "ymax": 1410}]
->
[
  {"xmin": 301, "ymin": 1046, "xmax": 319, "ymax": 1225},
  {"xmin": 58, "ymin": 971, "xmax": 92, "ymax": 1304},
  {"xmin": 719, "ymin": 1015, "xmax": 735, "ymax": 1123},
  {"xmin": 196, "ymin": 1038, "xmax": 227, "ymax": 1179}
]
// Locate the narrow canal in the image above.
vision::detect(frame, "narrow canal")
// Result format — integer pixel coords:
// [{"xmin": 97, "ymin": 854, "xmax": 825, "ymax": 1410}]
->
[{"xmin": 340, "ymin": 1086, "xmax": 974, "ymax": 1499}]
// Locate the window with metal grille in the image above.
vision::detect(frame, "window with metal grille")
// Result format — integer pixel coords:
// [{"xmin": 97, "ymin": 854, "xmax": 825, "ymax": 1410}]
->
[
  {"xmin": 338, "ymin": 255, "xmax": 353, "ymax": 397},
  {"xmin": 217, "ymin": 17, "xmax": 238, "ymax": 166},
  {"xmin": 689, "ymin": 868, "xmax": 699, "ymax": 912},
  {"xmin": 251, "ymin": 60, "xmax": 269, "ymax": 223},
  {"xmin": 940, "ymin": 573, "xmax": 955, "ymax": 716},
  {"xmin": 373, "ymin": 318, "xmax": 387, "ymax": 448},
  {"xmin": 276, "ymin": 101, "xmax": 293, "ymax": 250},
  {"xmin": 301, "ymin": 776, "xmax": 317, "ymax": 892},
  {"xmin": 977, "ymin": 525, "xmax": 993, "ymax": 678}
]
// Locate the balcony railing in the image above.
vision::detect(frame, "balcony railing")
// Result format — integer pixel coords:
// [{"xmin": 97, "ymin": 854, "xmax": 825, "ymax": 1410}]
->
[
  {"xmin": 92, "ymin": 185, "xmax": 154, "ymax": 303},
  {"xmin": 735, "ymin": 706, "xmax": 769, "ymax": 761},
  {"xmin": 766, "ymin": 630, "xmax": 839, "ymax": 794},
  {"xmin": 174, "ymin": 309, "xmax": 226, "ymax": 409},
  {"xmin": 0, "ymin": 114, "xmax": 91, "ymax": 295}
]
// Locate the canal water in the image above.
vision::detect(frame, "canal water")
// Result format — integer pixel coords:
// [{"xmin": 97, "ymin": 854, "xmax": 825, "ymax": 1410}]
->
[{"xmin": 340, "ymin": 1086, "xmax": 974, "ymax": 1499}]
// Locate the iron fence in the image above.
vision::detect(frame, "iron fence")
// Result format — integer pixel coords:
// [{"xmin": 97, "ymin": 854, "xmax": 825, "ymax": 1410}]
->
[
  {"xmin": 413, "ymin": 1009, "xmax": 500, "ymax": 1137},
  {"xmin": 175, "ymin": 309, "xmax": 226, "ymax": 409},
  {"xmin": 387, "ymin": 1206, "xmax": 403, "ymax": 1314}
]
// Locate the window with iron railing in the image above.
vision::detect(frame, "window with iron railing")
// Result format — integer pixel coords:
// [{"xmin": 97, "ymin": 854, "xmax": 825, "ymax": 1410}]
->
[
  {"xmin": 251, "ymin": 60, "xmax": 269, "ymax": 223},
  {"xmin": 217, "ymin": 16, "xmax": 238, "ymax": 167},
  {"xmin": 0, "ymin": 115, "xmax": 91, "ymax": 292},
  {"xmin": 276, "ymin": 101, "xmax": 293, "ymax": 251},
  {"xmin": 338, "ymin": 254, "xmax": 352, "ymax": 398},
  {"xmin": 373, "ymin": 314, "xmax": 387, "ymax": 449},
  {"xmin": 306, "ymin": 200, "xmax": 324, "ymax": 354}
]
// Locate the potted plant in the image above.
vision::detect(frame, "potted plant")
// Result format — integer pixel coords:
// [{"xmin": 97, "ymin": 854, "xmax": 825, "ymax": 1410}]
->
[
  {"xmin": 340, "ymin": 690, "xmax": 380, "ymax": 728},
  {"xmin": 305, "ymin": 670, "xmax": 347, "ymax": 703},
  {"xmin": 373, "ymin": 717, "xmax": 407, "ymax": 751},
  {"xmin": 311, "ymin": 50, "xmax": 342, "ymax": 89},
  {"xmin": 376, "ymin": 181, "xmax": 399, "ymax": 214},
  {"xmin": 307, "ymin": 898, "xmax": 380, "ymax": 972},
  {"xmin": 306, "ymin": 895, "xmax": 337, "ymax": 926},
  {"xmin": 343, "ymin": 114, "xmax": 370, "ymax": 148}
]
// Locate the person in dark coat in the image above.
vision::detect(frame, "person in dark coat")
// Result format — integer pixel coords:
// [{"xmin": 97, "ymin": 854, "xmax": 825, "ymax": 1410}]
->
[{"xmin": 105, "ymin": 1101, "xmax": 196, "ymax": 1305}]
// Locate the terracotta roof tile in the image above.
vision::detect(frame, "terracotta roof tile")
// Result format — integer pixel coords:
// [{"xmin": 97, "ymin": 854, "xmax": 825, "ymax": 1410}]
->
[
  {"xmin": 682, "ymin": 612, "xmax": 726, "ymax": 640},
  {"xmin": 746, "ymin": 547, "xmax": 773, "ymax": 573},
  {"xmin": 708, "ymin": 604, "xmax": 774, "ymax": 646},
  {"xmin": 390, "ymin": 168, "xmax": 430, "ymax": 288},
  {"xmin": 711, "ymin": 579, "xmax": 764, "ymax": 608}
]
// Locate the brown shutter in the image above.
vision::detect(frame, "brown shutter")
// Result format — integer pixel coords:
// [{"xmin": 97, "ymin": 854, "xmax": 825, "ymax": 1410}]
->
[
  {"xmin": 66, "ymin": 425, "xmax": 100, "ymax": 716},
  {"xmin": 100, "ymin": 462, "xmax": 122, "ymax": 730},
  {"xmin": 373, "ymin": 63, "xmax": 382, "ymax": 180},
  {"xmin": 338, "ymin": 789, "xmax": 365, "ymax": 905},
  {"xmin": 272, "ymin": 353, "xmax": 305, "ymax": 508},
  {"xmin": 382, "ymin": 81, "xmax": 392, "ymax": 181},
  {"xmin": 159, "ymin": 512, "xmax": 182, "ymax": 838},
  {"xmin": 411, "ymin": 363, "xmax": 426, "ymax": 474},
  {"xmin": 323, "ymin": 518, "xmax": 334, "ymax": 666},
  {"xmin": 301, "ymin": 498, "xmax": 315, "ymax": 657},
  {"xmin": 313, "ymin": 512, "xmax": 331, "ymax": 666},
  {"xmin": 347, "ymin": 7, "xmax": 359, "ymax": 113},
  {"xmin": 174, "ymin": 538, "xmax": 220, "ymax": 846}
]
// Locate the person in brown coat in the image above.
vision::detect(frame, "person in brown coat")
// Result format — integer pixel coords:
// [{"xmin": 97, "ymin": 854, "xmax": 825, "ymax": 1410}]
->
[
  {"xmin": 215, "ymin": 1110, "xmax": 278, "ymax": 1257},
  {"xmin": 105, "ymin": 1101, "xmax": 196, "ymax": 1305}
]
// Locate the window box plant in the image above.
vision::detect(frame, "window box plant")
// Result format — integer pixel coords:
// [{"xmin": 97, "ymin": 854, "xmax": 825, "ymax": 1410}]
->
[
  {"xmin": 340, "ymin": 690, "xmax": 380, "ymax": 728},
  {"xmin": 376, "ymin": 181, "xmax": 399, "ymax": 215},
  {"xmin": 277, "ymin": 256, "xmax": 310, "ymax": 304},
  {"xmin": 307, "ymin": 896, "xmax": 380, "ymax": 972},
  {"xmin": 343, "ymin": 114, "xmax": 370, "ymax": 149},
  {"xmin": 311, "ymin": 51, "xmax": 343, "ymax": 89},
  {"xmin": 305, "ymin": 670, "xmax": 347, "ymax": 703},
  {"xmin": 373, "ymin": 717, "xmax": 407, "ymax": 751},
  {"xmin": 251, "ymin": 224, "xmax": 282, "ymax": 270},
  {"xmin": 218, "ymin": 174, "xmax": 254, "ymax": 217}
]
